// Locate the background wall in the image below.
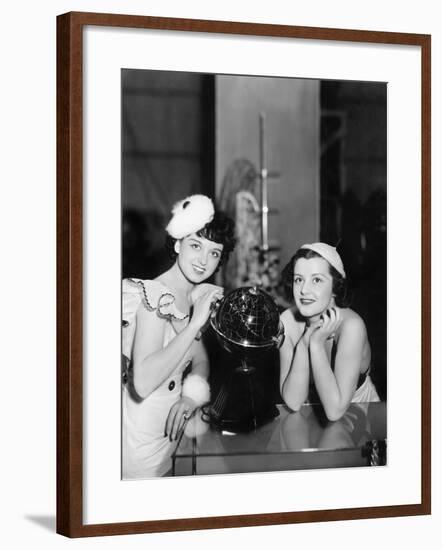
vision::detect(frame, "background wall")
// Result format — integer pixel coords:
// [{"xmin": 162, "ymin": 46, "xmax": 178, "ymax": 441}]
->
[
  {"xmin": 1, "ymin": 1, "xmax": 440, "ymax": 549},
  {"xmin": 121, "ymin": 69, "xmax": 215, "ymax": 279},
  {"xmin": 216, "ymin": 75, "xmax": 320, "ymax": 270},
  {"xmin": 122, "ymin": 71, "xmax": 320, "ymax": 281}
]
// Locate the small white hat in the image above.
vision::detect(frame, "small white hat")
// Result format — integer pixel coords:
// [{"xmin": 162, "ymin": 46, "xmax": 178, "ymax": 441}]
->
[
  {"xmin": 300, "ymin": 242, "xmax": 346, "ymax": 278},
  {"xmin": 165, "ymin": 194, "xmax": 215, "ymax": 239}
]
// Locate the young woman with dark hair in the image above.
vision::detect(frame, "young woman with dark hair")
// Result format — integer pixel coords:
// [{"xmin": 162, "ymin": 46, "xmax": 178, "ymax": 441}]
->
[
  {"xmin": 279, "ymin": 243, "xmax": 379, "ymax": 421},
  {"xmin": 122, "ymin": 195, "xmax": 235, "ymax": 478}
]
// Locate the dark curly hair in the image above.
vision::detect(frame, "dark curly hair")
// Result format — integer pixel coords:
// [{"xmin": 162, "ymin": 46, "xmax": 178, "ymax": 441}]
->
[
  {"xmin": 281, "ymin": 248, "xmax": 351, "ymax": 308},
  {"xmin": 165, "ymin": 210, "xmax": 236, "ymax": 270}
]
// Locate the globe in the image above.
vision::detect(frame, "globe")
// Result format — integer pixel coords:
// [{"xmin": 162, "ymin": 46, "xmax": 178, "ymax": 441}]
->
[
  {"xmin": 208, "ymin": 286, "xmax": 284, "ymax": 432},
  {"xmin": 210, "ymin": 286, "xmax": 284, "ymax": 360}
]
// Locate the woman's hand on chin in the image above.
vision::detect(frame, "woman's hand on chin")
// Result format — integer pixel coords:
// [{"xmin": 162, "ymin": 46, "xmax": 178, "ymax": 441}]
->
[
  {"xmin": 301, "ymin": 318, "xmax": 323, "ymax": 346},
  {"xmin": 310, "ymin": 307, "xmax": 342, "ymax": 345}
]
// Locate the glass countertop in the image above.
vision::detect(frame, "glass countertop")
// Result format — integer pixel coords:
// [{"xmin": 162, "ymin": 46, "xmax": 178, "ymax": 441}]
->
[{"xmin": 171, "ymin": 402, "xmax": 386, "ymax": 476}]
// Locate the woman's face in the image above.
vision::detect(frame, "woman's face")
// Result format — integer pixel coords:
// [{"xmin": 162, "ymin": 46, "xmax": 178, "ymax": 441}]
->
[
  {"xmin": 175, "ymin": 233, "xmax": 224, "ymax": 283},
  {"xmin": 292, "ymin": 257, "xmax": 334, "ymax": 320}
]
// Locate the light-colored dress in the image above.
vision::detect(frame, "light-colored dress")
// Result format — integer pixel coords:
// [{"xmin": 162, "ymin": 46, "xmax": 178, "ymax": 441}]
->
[
  {"xmin": 122, "ymin": 279, "xmax": 191, "ymax": 479},
  {"xmin": 351, "ymin": 373, "xmax": 380, "ymax": 402}
]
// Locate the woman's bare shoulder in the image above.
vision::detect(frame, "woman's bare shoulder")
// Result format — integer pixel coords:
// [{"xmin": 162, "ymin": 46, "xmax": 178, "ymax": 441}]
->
[
  {"xmin": 338, "ymin": 308, "xmax": 367, "ymax": 335},
  {"xmin": 281, "ymin": 308, "xmax": 305, "ymax": 339},
  {"xmin": 281, "ymin": 307, "xmax": 296, "ymax": 323}
]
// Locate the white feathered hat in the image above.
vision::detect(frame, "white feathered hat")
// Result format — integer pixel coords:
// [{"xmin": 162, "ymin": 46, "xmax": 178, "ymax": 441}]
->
[{"xmin": 165, "ymin": 194, "xmax": 215, "ymax": 239}]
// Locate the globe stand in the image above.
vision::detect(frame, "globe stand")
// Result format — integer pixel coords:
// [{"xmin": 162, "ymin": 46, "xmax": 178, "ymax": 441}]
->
[
  {"xmin": 208, "ymin": 286, "xmax": 284, "ymax": 434},
  {"xmin": 207, "ymin": 352, "xmax": 279, "ymax": 433},
  {"xmin": 237, "ymin": 358, "xmax": 254, "ymax": 373}
]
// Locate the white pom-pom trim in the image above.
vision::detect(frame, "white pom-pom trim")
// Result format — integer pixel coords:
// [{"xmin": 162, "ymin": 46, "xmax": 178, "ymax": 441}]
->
[{"xmin": 181, "ymin": 374, "xmax": 211, "ymax": 407}]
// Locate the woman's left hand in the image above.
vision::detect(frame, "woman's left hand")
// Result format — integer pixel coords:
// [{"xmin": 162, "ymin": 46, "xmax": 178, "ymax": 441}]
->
[
  {"xmin": 310, "ymin": 307, "xmax": 342, "ymax": 345},
  {"xmin": 165, "ymin": 396, "xmax": 197, "ymax": 441}
]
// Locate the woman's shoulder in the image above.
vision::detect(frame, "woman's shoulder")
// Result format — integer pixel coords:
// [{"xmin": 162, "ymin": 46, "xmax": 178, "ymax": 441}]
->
[
  {"xmin": 281, "ymin": 307, "xmax": 305, "ymax": 337},
  {"xmin": 123, "ymin": 278, "xmax": 188, "ymax": 321},
  {"xmin": 281, "ymin": 307, "xmax": 295, "ymax": 322},
  {"xmin": 281, "ymin": 307, "xmax": 304, "ymax": 322},
  {"xmin": 123, "ymin": 278, "xmax": 169, "ymax": 306},
  {"xmin": 339, "ymin": 307, "xmax": 365, "ymax": 322},
  {"xmin": 337, "ymin": 308, "xmax": 367, "ymax": 335}
]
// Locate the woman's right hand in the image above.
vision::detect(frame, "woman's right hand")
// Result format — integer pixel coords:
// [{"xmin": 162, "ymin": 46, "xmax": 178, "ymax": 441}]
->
[
  {"xmin": 190, "ymin": 283, "xmax": 223, "ymax": 305},
  {"xmin": 300, "ymin": 319, "xmax": 323, "ymax": 347},
  {"xmin": 190, "ymin": 286, "xmax": 223, "ymax": 330}
]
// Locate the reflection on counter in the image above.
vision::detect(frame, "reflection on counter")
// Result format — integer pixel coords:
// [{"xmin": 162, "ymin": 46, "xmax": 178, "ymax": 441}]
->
[{"xmin": 172, "ymin": 402, "xmax": 386, "ymax": 476}]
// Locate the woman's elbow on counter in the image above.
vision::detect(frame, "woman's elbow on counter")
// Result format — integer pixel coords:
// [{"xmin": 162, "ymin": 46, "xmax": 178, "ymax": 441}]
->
[
  {"xmin": 281, "ymin": 390, "xmax": 304, "ymax": 413},
  {"xmin": 324, "ymin": 406, "xmax": 347, "ymax": 422}
]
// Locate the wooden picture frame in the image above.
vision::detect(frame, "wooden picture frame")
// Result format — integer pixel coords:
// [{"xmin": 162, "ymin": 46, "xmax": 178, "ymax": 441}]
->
[{"xmin": 57, "ymin": 11, "xmax": 431, "ymax": 537}]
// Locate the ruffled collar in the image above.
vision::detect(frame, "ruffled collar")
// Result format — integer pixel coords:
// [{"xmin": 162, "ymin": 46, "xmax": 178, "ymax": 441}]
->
[{"xmin": 125, "ymin": 278, "xmax": 189, "ymax": 321}]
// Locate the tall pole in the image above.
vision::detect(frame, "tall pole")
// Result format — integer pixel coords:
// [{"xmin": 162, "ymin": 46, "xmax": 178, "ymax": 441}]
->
[{"xmin": 259, "ymin": 112, "xmax": 269, "ymax": 253}]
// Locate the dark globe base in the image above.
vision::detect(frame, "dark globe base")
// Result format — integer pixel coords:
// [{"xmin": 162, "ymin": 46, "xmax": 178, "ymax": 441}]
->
[
  {"xmin": 235, "ymin": 358, "xmax": 255, "ymax": 373},
  {"xmin": 206, "ymin": 359, "xmax": 280, "ymax": 433},
  {"xmin": 206, "ymin": 402, "xmax": 280, "ymax": 433}
]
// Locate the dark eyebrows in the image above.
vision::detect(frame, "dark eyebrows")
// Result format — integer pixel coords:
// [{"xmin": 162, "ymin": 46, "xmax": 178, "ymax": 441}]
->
[
  {"xmin": 189, "ymin": 237, "xmax": 222, "ymax": 253},
  {"xmin": 294, "ymin": 272, "xmax": 329, "ymax": 278}
]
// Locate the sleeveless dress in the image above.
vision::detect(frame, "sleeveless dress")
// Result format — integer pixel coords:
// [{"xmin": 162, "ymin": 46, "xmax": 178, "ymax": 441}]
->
[
  {"xmin": 306, "ymin": 365, "xmax": 380, "ymax": 404},
  {"xmin": 351, "ymin": 372, "xmax": 379, "ymax": 402},
  {"xmin": 287, "ymin": 309, "xmax": 380, "ymax": 404},
  {"xmin": 329, "ymin": 331, "xmax": 380, "ymax": 404},
  {"xmin": 122, "ymin": 278, "xmax": 192, "ymax": 479}
]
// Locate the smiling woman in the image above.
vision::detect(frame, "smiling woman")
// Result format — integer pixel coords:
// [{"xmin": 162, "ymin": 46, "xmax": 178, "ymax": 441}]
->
[
  {"xmin": 175, "ymin": 235, "xmax": 223, "ymax": 280},
  {"xmin": 279, "ymin": 243, "xmax": 379, "ymax": 421},
  {"xmin": 121, "ymin": 195, "xmax": 236, "ymax": 478}
]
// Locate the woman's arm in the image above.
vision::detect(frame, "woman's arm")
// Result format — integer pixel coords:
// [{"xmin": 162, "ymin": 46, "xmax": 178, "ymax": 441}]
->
[
  {"xmin": 132, "ymin": 286, "xmax": 220, "ymax": 399},
  {"xmin": 279, "ymin": 310, "xmax": 310, "ymax": 411},
  {"xmin": 188, "ymin": 339, "xmax": 209, "ymax": 380},
  {"xmin": 309, "ymin": 310, "xmax": 367, "ymax": 421},
  {"xmin": 165, "ymin": 339, "xmax": 210, "ymax": 441}
]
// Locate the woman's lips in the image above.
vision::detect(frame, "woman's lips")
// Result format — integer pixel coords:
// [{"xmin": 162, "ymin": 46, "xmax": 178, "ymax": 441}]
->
[
  {"xmin": 192, "ymin": 264, "xmax": 206, "ymax": 274},
  {"xmin": 300, "ymin": 298, "xmax": 315, "ymax": 305}
]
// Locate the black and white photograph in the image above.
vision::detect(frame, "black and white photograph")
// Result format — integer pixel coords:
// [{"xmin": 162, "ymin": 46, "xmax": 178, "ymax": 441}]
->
[
  {"xmin": 2, "ymin": 0, "xmax": 437, "ymax": 545},
  {"xmin": 121, "ymin": 68, "xmax": 387, "ymax": 479}
]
